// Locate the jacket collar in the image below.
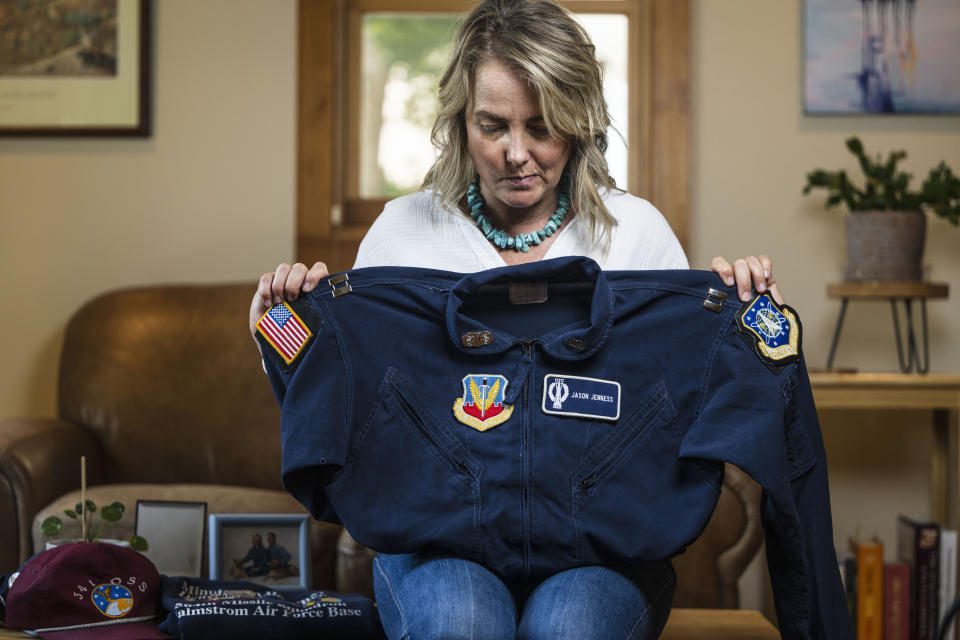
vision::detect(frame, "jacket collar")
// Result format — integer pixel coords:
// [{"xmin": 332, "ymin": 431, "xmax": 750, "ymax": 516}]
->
[{"xmin": 445, "ymin": 257, "xmax": 613, "ymax": 361}]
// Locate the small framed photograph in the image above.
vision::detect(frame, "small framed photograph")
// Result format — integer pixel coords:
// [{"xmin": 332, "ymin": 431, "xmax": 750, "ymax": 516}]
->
[
  {"xmin": 135, "ymin": 500, "xmax": 207, "ymax": 577},
  {"xmin": 208, "ymin": 514, "xmax": 311, "ymax": 590}
]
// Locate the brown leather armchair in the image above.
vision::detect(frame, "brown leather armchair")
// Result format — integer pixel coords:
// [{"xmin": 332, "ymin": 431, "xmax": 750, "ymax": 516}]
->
[{"xmin": 0, "ymin": 283, "xmax": 762, "ymax": 607}]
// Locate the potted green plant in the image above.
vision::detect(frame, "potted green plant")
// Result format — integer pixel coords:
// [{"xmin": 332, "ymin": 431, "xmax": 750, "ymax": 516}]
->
[
  {"xmin": 40, "ymin": 500, "xmax": 148, "ymax": 551},
  {"xmin": 803, "ymin": 137, "xmax": 959, "ymax": 281}
]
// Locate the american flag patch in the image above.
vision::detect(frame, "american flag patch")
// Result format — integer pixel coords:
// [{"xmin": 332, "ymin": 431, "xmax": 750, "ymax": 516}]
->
[{"xmin": 257, "ymin": 302, "xmax": 313, "ymax": 364}]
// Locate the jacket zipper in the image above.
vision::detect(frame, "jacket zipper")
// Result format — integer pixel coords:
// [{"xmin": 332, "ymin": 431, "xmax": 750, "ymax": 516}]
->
[
  {"xmin": 519, "ymin": 338, "xmax": 536, "ymax": 578},
  {"xmin": 578, "ymin": 392, "xmax": 666, "ymax": 493},
  {"xmin": 391, "ymin": 378, "xmax": 473, "ymax": 479}
]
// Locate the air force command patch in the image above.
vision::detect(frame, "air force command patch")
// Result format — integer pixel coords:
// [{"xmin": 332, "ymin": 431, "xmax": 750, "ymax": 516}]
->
[
  {"xmin": 453, "ymin": 374, "xmax": 514, "ymax": 432},
  {"xmin": 736, "ymin": 293, "xmax": 801, "ymax": 367},
  {"xmin": 542, "ymin": 374, "xmax": 621, "ymax": 421}
]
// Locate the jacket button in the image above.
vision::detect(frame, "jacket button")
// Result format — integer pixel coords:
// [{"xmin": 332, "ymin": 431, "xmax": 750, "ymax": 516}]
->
[
  {"xmin": 461, "ymin": 331, "xmax": 494, "ymax": 348},
  {"xmin": 567, "ymin": 338, "xmax": 585, "ymax": 352}
]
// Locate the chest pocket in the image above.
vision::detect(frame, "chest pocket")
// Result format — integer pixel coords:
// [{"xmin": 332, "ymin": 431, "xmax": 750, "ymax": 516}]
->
[
  {"xmin": 571, "ymin": 380, "xmax": 722, "ymax": 565},
  {"xmin": 326, "ymin": 367, "xmax": 484, "ymax": 559}
]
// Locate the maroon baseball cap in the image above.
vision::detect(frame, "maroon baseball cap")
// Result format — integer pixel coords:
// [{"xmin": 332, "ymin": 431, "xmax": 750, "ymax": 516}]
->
[{"xmin": 4, "ymin": 542, "xmax": 170, "ymax": 639}]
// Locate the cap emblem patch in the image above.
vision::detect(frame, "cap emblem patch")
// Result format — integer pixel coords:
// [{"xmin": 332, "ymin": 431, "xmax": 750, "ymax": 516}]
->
[
  {"xmin": 453, "ymin": 374, "xmax": 514, "ymax": 432},
  {"xmin": 91, "ymin": 583, "xmax": 134, "ymax": 618}
]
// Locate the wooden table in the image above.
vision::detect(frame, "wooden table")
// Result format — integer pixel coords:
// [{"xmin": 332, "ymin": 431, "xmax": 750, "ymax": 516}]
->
[
  {"xmin": 662, "ymin": 608, "xmax": 779, "ymax": 638},
  {"xmin": 0, "ymin": 609, "xmax": 780, "ymax": 639},
  {"xmin": 810, "ymin": 371, "xmax": 960, "ymax": 529}
]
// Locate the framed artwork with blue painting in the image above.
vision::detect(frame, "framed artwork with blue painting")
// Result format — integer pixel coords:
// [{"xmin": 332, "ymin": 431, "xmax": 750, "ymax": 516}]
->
[{"xmin": 804, "ymin": 0, "xmax": 960, "ymax": 114}]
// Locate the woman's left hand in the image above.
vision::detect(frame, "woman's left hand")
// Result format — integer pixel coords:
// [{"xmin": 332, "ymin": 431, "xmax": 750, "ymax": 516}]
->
[{"xmin": 710, "ymin": 255, "xmax": 785, "ymax": 305}]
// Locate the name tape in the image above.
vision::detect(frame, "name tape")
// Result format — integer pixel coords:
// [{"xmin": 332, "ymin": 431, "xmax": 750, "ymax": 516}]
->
[{"xmin": 541, "ymin": 374, "xmax": 620, "ymax": 421}]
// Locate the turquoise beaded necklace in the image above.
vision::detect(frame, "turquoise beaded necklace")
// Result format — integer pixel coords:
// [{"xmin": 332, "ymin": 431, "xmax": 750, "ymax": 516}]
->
[{"xmin": 465, "ymin": 174, "xmax": 571, "ymax": 253}]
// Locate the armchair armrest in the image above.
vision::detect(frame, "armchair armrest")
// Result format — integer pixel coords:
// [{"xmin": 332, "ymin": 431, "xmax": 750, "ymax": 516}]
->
[
  {"xmin": 0, "ymin": 417, "xmax": 102, "ymax": 569},
  {"xmin": 671, "ymin": 463, "xmax": 764, "ymax": 609}
]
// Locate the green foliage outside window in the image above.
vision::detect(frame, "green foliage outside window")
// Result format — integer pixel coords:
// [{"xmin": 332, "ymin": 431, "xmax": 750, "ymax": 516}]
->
[{"xmin": 362, "ymin": 15, "xmax": 458, "ymax": 197}]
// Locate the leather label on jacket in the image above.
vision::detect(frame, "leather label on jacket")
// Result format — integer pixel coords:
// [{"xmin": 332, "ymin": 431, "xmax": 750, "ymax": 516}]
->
[
  {"xmin": 736, "ymin": 294, "xmax": 801, "ymax": 367},
  {"xmin": 541, "ymin": 374, "xmax": 621, "ymax": 421},
  {"xmin": 452, "ymin": 374, "xmax": 514, "ymax": 431}
]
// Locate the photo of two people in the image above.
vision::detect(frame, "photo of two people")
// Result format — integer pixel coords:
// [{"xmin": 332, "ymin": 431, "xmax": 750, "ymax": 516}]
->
[{"xmin": 229, "ymin": 530, "xmax": 300, "ymax": 583}]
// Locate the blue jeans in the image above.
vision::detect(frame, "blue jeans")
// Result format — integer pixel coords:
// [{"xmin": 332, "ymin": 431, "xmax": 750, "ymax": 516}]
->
[{"xmin": 373, "ymin": 551, "xmax": 676, "ymax": 640}]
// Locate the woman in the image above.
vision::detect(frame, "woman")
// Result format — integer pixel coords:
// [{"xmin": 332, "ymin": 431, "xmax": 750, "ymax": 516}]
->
[{"xmin": 251, "ymin": 1, "xmax": 781, "ymax": 637}]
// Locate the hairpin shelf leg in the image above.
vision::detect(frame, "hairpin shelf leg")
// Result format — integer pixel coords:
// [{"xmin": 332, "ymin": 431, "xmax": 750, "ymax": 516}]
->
[
  {"xmin": 825, "ymin": 298, "xmax": 850, "ymax": 371},
  {"xmin": 890, "ymin": 297, "xmax": 930, "ymax": 374}
]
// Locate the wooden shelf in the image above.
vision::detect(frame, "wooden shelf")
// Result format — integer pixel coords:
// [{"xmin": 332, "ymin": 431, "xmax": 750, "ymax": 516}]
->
[
  {"xmin": 810, "ymin": 372, "xmax": 960, "ymax": 410},
  {"xmin": 661, "ymin": 609, "xmax": 778, "ymax": 639},
  {"xmin": 810, "ymin": 372, "xmax": 960, "ymax": 529},
  {"xmin": 826, "ymin": 281, "xmax": 949, "ymax": 300}
]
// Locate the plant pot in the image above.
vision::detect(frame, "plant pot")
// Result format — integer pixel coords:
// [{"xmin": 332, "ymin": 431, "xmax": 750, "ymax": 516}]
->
[
  {"xmin": 844, "ymin": 209, "xmax": 926, "ymax": 281},
  {"xmin": 45, "ymin": 538, "xmax": 131, "ymax": 551}
]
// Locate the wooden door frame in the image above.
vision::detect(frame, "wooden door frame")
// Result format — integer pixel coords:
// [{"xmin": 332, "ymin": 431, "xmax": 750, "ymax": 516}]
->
[{"xmin": 296, "ymin": 0, "xmax": 689, "ymax": 272}]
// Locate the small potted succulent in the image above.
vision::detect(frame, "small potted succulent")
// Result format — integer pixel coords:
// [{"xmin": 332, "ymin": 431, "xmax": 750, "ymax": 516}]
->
[
  {"xmin": 41, "ymin": 500, "xmax": 149, "ymax": 551},
  {"xmin": 803, "ymin": 137, "xmax": 959, "ymax": 281}
]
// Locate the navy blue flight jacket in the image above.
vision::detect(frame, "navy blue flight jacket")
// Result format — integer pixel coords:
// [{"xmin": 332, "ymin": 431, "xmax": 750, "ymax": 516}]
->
[{"xmin": 259, "ymin": 256, "xmax": 851, "ymax": 640}]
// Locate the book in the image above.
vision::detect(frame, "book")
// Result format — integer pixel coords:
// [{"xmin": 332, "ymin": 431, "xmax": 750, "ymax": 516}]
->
[
  {"xmin": 897, "ymin": 514, "xmax": 941, "ymax": 640},
  {"xmin": 939, "ymin": 529, "xmax": 957, "ymax": 640},
  {"xmin": 883, "ymin": 562, "xmax": 910, "ymax": 640},
  {"xmin": 844, "ymin": 555, "xmax": 858, "ymax": 635},
  {"xmin": 850, "ymin": 538, "xmax": 883, "ymax": 640}
]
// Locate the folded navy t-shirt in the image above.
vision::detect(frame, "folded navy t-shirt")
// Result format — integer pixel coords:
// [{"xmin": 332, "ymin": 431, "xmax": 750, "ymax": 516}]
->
[{"xmin": 158, "ymin": 577, "xmax": 384, "ymax": 640}]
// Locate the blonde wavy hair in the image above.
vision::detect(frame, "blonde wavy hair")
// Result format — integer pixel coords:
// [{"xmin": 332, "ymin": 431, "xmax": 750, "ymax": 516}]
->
[{"xmin": 422, "ymin": 0, "xmax": 619, "ymax": 244}]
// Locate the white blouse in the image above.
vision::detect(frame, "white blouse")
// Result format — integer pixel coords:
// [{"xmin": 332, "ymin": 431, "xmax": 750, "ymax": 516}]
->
[{"xmin": 353, "ymin": 189, "xmax": 689, "ymax": 272}]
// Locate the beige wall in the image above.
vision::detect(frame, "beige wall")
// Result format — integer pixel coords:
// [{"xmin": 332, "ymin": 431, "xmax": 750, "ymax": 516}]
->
[
  {"xmin": 0, "ymin": 1, "xmax": 296, "ymax": 416},
  {"xmin": 689, "ymin": 0, "xmax": 960, "ymax": 370},
  {"xmin": 691, "ymin": 0, "xmax": 960, "ymax": 614}
]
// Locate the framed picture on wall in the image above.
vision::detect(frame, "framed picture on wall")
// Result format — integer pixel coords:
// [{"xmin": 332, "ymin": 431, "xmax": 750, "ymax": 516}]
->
[
  {"xmin": 208, "ymin": 514, "xmax": 311, "ymax": 591},
  {"xmin": 803, "ymin": 0, "xmax": 960, "ymax": 114},
  {"xmin": 0, "ymin": 0, "xmax": 152, "ymax": 136}
]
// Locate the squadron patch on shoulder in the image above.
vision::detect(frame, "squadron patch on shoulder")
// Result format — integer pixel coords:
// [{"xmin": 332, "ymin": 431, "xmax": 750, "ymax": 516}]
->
[
  {"xmin": 542, "ymin": 374, "xmax": 621, "ymax": 421},
  {"xmin": 736, "ymin": 293, "xmax": 801, "ymax": 367},
  {"xmin": 256, "ymin": 297, "xmax": 320, "ymax": 371},
  {"xmin": 453, "ymin": 374, "xmax": 514, "ymax": 432}
]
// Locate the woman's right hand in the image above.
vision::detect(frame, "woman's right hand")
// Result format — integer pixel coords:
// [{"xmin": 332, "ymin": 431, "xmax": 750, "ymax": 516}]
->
[{"xmin": 249, "ymin": 261, "xmax": 329, "ymax": 340}]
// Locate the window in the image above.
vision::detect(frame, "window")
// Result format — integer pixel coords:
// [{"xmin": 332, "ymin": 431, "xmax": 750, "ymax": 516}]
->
[
  {"xmin": 358, "ymin": 13, "xmax": 458, "ymax": 199},
  {"xmin": 297, "ymin": 0, "xmax": 689, "ymax": 272},
  {"xmin": 358, "ymin": 12, "xmax": 629, "ymax": 198}
]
